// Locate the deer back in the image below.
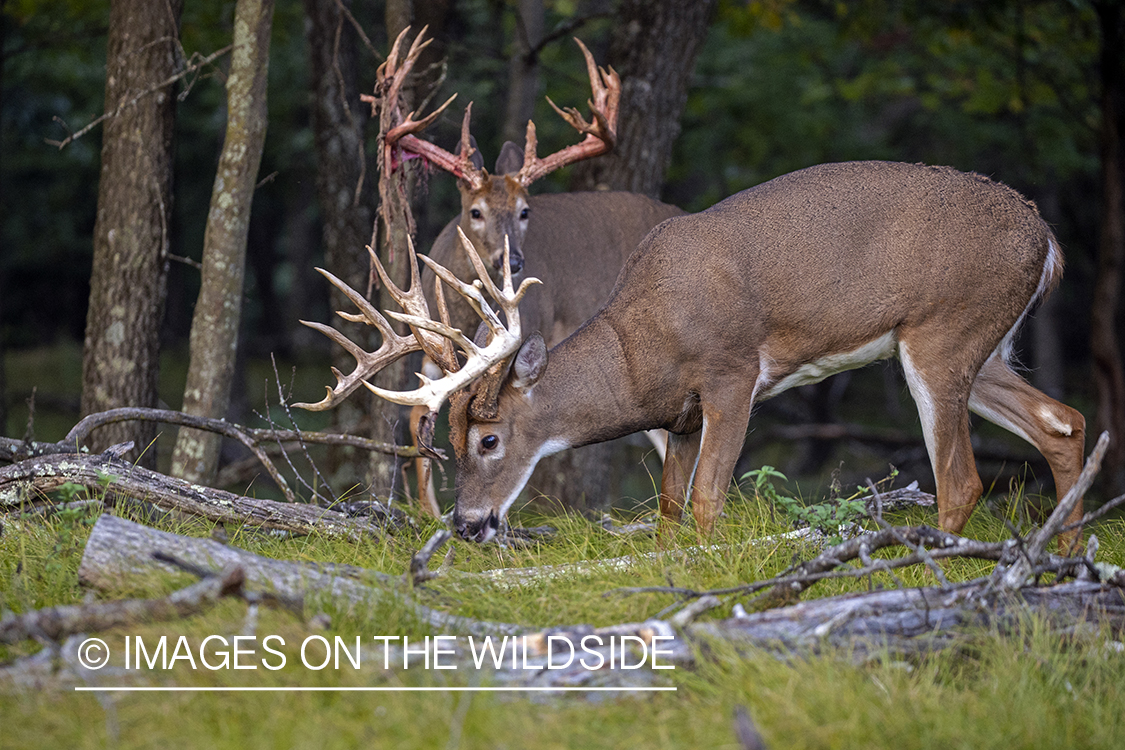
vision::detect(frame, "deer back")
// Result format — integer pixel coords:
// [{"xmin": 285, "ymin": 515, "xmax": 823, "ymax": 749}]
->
[{"xmin": 423, "ymin": 190, "xmax": 685, "ymax": 347}]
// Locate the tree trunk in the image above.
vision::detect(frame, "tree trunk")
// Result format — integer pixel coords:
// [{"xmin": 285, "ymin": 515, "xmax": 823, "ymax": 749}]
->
[
  {"xmin": 302, "ymin": 0, "xmax": 379, "ymax": 492},
  {"xmin": 1092, "ymin": 0, "xmax": 1125, "ymax": 495},
  {"xmin": 502, "ymin": 0, "xmax": 544, "ymax": 144},
  {"xmin": 80, "ymin": 0, "xmax": 183, "ymax": 466},
  {"xmin": 568, "ymin": 0, "xmax": 716, "ymax": 197},
  {"xmin": 171, "ymin": 0, "xmax": 274, "ymax": 484}
]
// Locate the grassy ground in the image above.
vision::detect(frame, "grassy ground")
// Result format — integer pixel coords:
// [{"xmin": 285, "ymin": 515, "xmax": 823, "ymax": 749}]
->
[{"xmin": 3, "ymin": 478, "xmax": 1124, "ymax": 749}]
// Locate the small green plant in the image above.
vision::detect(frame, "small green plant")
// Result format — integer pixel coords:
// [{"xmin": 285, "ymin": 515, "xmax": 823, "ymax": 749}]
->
[{"xmin": 741, "ymin": 465, "xmax": 868, "ymax": 544}]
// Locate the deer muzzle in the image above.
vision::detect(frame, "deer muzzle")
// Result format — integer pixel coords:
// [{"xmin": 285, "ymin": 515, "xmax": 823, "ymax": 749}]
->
[
  {"xmin": 493, "ymin": 245, "xmax": 524, "ymax": 276},
  {"xmin": 453, "ymin": 506, "xmax": 500, "ymax": 543}
]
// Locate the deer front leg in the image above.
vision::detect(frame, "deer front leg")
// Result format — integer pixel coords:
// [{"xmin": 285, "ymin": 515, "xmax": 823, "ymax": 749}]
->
[
  {"xmin": 658, "ymin": 430, "xmax": 701, "ymax": 544},
  {"xmin": 690, "ymin": 390, "xmax": 755, "ymax": 536}
]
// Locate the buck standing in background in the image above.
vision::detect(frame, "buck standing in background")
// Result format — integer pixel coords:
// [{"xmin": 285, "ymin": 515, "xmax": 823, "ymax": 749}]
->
[{"xmin": 318, "ymin": 160, "xmax": 1085, "ymax": 545}]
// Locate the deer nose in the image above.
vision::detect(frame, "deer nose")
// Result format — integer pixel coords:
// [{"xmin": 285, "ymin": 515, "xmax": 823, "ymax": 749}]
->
[
  {"xmin": 454, "ymin": 509, "xmax": 500, "ymax": 543},
  {"xmin": 494, "ymin": 249, "xmax": 524, "ymax": 276}
]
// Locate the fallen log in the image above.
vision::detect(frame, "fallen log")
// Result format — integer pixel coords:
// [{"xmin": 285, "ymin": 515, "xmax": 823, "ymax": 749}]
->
[
  {"xmin": 0, "ymin": 452, "xmax": 383, "ymax": 540},
  {"xmin": 76, "ymin": 514, "xmax": 522, "ymax": 637},
  {"xmin": 698, "ymin": 578, "xmax": 1125, "ymax": 659}
]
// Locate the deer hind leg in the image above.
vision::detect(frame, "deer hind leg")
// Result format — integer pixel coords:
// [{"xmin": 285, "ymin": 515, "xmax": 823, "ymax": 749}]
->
[
  {"xmin": 969, "ymin": 354, "xmax": 1086, "ymax": 543},
  {"xmin": 900, "ymin": 342, "xmax": 984, "ymax": 535},
  {"xmin": 645, "ymin": 430, "xmax": 669, "ymax": 463},
  {"xmin": 410, "ymin": 404, "xmax": 442, "ymax": 518}
]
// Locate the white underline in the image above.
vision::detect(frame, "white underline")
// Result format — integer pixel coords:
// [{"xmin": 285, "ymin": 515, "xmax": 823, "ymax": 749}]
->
[{"xmin": 74, "ymin": 686, "xmax": 677, "ymax": 692}]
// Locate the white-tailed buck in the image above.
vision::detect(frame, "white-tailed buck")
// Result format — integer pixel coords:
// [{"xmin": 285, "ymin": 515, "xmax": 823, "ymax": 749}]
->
[
  {"xmin": 306, "ymin": 160, "xmax": 1087, "ymax": 544},
  {"xmin": 307, "ymin": 30, "xmax": 682, "ymax": 516}
]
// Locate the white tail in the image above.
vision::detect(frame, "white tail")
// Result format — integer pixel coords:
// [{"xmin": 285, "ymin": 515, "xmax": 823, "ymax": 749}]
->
[{"xmin": 432, "ymin": 161, "xmax": 1087, "ymax": 543}]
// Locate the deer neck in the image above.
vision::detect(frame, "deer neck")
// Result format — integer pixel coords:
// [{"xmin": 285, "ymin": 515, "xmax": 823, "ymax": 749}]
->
[{"xmin": 528, "ymin": 317, "xmax": 655, "ymax": 450}]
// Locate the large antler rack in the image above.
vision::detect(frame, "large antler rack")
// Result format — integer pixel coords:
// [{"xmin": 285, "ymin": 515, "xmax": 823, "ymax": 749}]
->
[
  {"xmin": 365, "ymin": 27, "xmax": 482, "ymax": 190},
  {"xmin": 295, "ymin": 231, "xmax": 541, "ymax": 454},
  {"xmin": 372, "ymin": 29, "xmax": 620, "ymax": 190},
  {"xmin": 513, "ymin": 39, "xmax": 620, "ymax": 186}
]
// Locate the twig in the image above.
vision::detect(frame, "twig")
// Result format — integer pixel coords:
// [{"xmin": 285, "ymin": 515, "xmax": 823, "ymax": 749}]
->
[
  {"xmin": 409, "ymin": 529, "xmax": 453, "ymax": 586},
  {"xmin": 47, "ymin": 45, "xmax": 232, "ymax": 150}
]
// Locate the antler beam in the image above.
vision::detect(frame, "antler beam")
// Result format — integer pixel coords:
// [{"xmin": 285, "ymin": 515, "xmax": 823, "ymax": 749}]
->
[
  {"xmin": 514, "ymin": 38, "xmax": 620, "ymax": 186},
  {"xmin": 296, "ymin": 231, "xmax": 540, "ymax": 420}
]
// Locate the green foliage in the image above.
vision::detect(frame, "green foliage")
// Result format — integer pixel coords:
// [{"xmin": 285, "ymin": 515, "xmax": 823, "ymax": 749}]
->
[{"xmin": 741, "ymin": 465, "xmax": 869, "ymax": 543}]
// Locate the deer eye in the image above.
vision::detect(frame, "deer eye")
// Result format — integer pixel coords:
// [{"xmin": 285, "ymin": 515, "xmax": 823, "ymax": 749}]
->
[
  {"xmin": 480, "ymin": 435, "xmax": 499, "ymax": 451},
  {"xmin": 519, "ymin": 207, "xmax": 530, "ymax": 220},
  {"xmin": 470, "ymin": 208, "xmax": 483, "ymax": 220}
]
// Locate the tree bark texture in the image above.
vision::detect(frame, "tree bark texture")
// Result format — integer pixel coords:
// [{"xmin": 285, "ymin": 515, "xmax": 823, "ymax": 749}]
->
[
  {"xmin": 1092, "ymin": 1, "xmax": 1125, "ymax": 494},
  {"xmin": 501, "ymin": 0, "xmax": 545, "ymax": 144},
  {"xmin": 568, "ymin": 0, "xmax": 716, "ymax": 197},
  {"xmin": 80, "ymin": 0, "xmax": 183, "ymax": 465},
  {"xmin": 302, "ymin": 0, "xmax": 380, "ymax": 492},
  {"xmin": 172, "ymin": 0, "xmax": 274, "ymax": 484},
  {"xmin": 0, "ymin": 452, "xmax": 383, "ymax": 540}
]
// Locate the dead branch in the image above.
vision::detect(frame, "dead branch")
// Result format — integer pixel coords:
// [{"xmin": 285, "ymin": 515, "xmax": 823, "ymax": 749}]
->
[
  {"xmin": 0, "ymin": 406, "xmax": 419, "ymax": 509},
  {"xmin": 698, "ymin": 578, "xmax": 1125, "ymax": 658},
  {"xmin": 409, "ymin": 528, "xmax": 452, "ymax": 586},
  {"xmin": 77, "ymin": 514, "xmax": 523, "ymax": 637},
  {"xmin": 1, "ymin": 565, "xmax": 245, "ymax": 646},
  {"xmin": 47, "ymin": 45, "xmax": 233, "ymax": 150},
  {"xmin": 0, "ymin": 407, "xmax": 419, "ymax": 463},
  {"xmin": 0, "ymin": 450, "xmax": 385, "ymax": 540}
]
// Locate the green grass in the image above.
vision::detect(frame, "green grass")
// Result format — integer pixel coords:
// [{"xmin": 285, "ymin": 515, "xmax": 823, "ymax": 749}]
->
[{"xmin": 3, "ymin": 479, "xmax": 1125, "ymax": 749}]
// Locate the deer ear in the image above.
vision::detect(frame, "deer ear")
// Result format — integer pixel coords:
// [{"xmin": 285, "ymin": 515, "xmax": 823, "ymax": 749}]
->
[
  {"xmin": 455, "ymin": 135, "xmax": 485, "ymax": 172},
  {"xmin": 495, "ymin": 141, "xmax": 525, "ymax": 176},
  {"xmin": 511, "ymin": 333, "xmax": 547, "ymax": 391}
]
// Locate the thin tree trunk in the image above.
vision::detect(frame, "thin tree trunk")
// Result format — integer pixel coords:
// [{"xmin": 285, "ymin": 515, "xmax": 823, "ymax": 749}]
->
[
  {"xmin": 302, "ymin": 0, "xmax": 378, "ymax": 491},
  {"xmin": 568, "ymin": 0, "xmax": 716, "ymax": 197},
  {"xmin": 363, "ymin": 1, "xmax": 417, "ymax": 499},
  {"xmin": 502, "ymin": 0, "xmax": 544, "ymax": 144},
  {"xmin": 80, "ymin": 0, "xmax": 182, "ymax": 466},
  {"xmin": 1093, "ymin": 0, "xmax": 1125, "ymax": 494},
  {"xmin": 171, "ymin": 0, "xmax": 274, "ymax": 484}
]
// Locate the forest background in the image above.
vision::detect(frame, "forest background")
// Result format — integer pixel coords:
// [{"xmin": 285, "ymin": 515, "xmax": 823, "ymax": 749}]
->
[{"xmin": 2, "ymin": 0, "xmax": 1123, "ymax": 515}]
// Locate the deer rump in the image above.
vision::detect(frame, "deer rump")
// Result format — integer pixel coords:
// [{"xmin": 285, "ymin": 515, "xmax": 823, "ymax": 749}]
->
[{"xmin": 450, "ymin": 160, "xmax": 1085, "ymax": 544}]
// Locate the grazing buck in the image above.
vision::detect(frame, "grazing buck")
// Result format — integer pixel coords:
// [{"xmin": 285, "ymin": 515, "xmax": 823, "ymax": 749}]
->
[
  {"xmin": 305, "ymin": 160, "xmax": 1087, "ymax": 545},
  {"xmin": 308, "ymin": 30, "xmax": 682, "ymax": 516}
]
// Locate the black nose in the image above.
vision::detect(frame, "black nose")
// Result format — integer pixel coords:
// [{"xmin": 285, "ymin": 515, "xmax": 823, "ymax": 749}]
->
[
  {"xmin": 495, "ymin": 252, "xmax": 523, "ymax": 275},
  {"xmin": 454, "ymin": 510, "xmax": 499, "ymax": 543}
]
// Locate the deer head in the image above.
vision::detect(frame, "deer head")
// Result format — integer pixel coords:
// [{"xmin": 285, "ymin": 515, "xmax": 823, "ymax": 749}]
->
[{"xmin": 373, "ymin": 30, "xmax": 620, "ymax": 285}]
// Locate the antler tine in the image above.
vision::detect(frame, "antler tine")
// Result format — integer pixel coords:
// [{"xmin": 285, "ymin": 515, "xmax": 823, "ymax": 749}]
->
[
  {"xmin": 365, "ymin": 231, "xmax": 541, "ymax": 412},
  {"xmin": 515, "ymin": 38, "xmax": 621, "ymax": 187},
  {"xmin": 293, "ymin": 268, "xmax": 422, "ymax": 412},
  {"xmin": 365, "ymin": 240, "xmax": 459, "ymax": 373},
  {"xmin": 430, "ymin": 271, "xmax": 458, "ymax": 373}
]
